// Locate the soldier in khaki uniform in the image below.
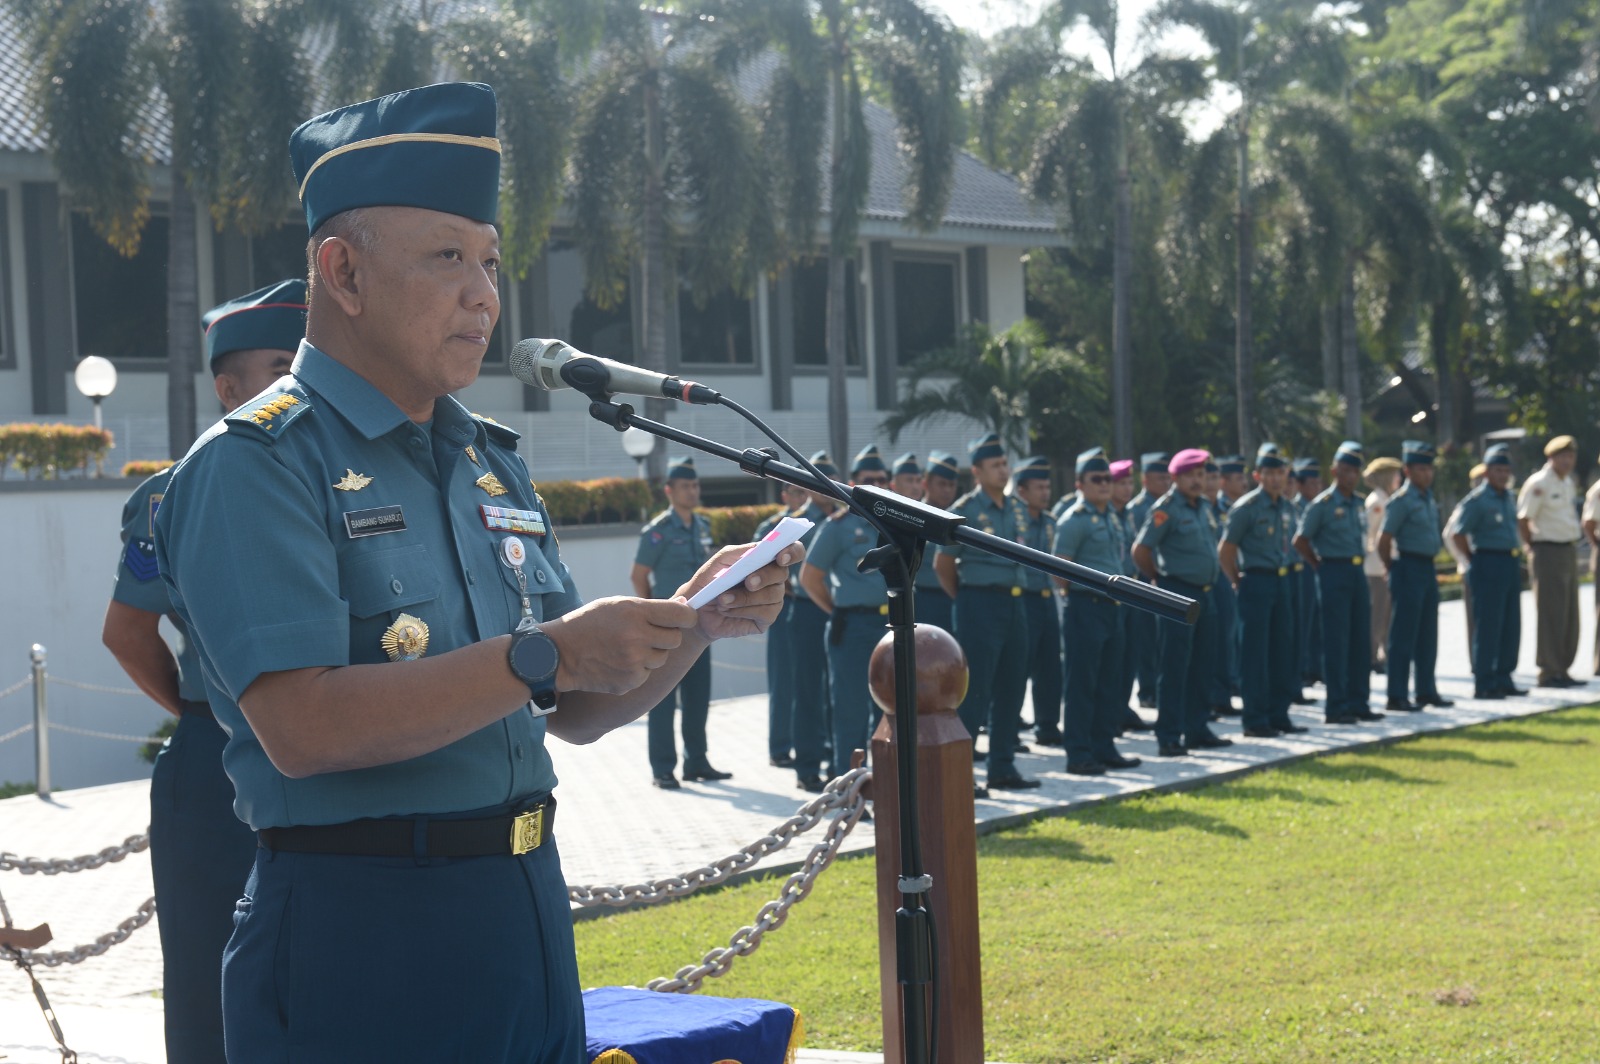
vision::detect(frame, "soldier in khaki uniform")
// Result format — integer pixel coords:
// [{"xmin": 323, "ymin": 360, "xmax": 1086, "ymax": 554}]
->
[
  {"xmin": 1582, "ymin": 460, "xmax": 1600, "ymax": 676},
  {"xmin": 1363, "ymin": 457, "xmax": 1402, "ymax": 673},
  {"xmin": 1517, "ymin": 435, "xmax": 1586, "ymax": 688}
]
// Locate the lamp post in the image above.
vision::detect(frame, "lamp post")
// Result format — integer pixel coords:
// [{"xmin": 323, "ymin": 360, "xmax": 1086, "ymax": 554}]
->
[
  {"xmin": 621, "ymin": 426, "xmax": 655, "ymax": 480},
  {"xmin": 74, "ymin": 355, "xmax": 117, "ymax": 431}
]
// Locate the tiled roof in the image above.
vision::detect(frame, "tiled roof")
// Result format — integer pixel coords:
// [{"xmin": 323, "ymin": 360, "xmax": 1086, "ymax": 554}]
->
[{"xmin": 0, "ymin": 5, "xmax": 1057, "ymax": 237}]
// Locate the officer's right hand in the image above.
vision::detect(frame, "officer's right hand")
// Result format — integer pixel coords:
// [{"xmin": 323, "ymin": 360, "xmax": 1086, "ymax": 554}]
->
[{"xmin": 541, "ymin": 596, "xmax": 699, "ymax": 695}]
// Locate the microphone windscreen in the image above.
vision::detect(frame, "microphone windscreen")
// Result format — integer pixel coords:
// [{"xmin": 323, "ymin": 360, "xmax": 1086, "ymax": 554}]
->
[{"xmin": 509, "ymin": 338, "xmax": 566, "ymax": 390}]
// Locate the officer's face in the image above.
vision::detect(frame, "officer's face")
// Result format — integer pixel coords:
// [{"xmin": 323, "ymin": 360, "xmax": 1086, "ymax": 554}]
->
[
  {"xmin": 781, "ymin": 485, "xmax": 809, "ymax": 510},
  {"xmin": 1143, "ymin": 471, "xmax": 1171, "ymax": 496},
  {"xmin": 893, "ymin": 472, "xmax": 924, "ymax": 499},
  {"xmin": 1111, "ymin": 477, "xmax": 1134, "ymax": 506},
  {"xmin": 214, "ymin": 348, "xmax": 296, "ymax": 411},
  {"xmin": 973, "ymin": 456, "xmax": 1011, "ymax": 491},
  {"xmin": 1173, "ymin": 469, "xmax": 1203, "ymax": 500},
  {"xmin": 664, "ymin": 477, "xmax": 701, "ymax": 510},
  {"xmin": 356, "ymin": 207, "xmax": 500, "ymax": 402},
  {"xmin": 1552, "ymin": 450, "xmax": 1577, "ymax": 476},
  {"xmin": 1016, "ymin": 478, "xmax": 1053, "ymax": 512},
  {"xmin": 1487, "ymin": 464, "xmax": 1512, "ymax": 490},
  {"xmin": 1406, "ymin": 463, "xmax": 1435, "ymax": 490},
  {"xmin": 923, "ymin": 476, "xmax": 958, "ymax": 509},
  {"xmin": 1079, "ymin": 472, "xmax": 1112, "ymax": 506},
  {"xmin": 1220, "ymin": 472, "xmax": 1245, "ymax": 498},
  {"xmin": 1204, "ymin": 470, "xmax": 1220, "ymax": 497},
  {"xmin": 1333, "ymin": 464, "xmax": 1361, "ymax": 493},
  {"xmin": 1298, "ymin": 475, "xmax": 1323, "ymax": 497},
  {"xmin": 1256, "ymin": 466, "xmax": 1288, "ymax": 497}
]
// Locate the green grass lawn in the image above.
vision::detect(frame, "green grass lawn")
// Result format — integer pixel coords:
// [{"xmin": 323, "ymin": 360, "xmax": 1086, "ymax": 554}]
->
[{"xmin": 574, "ymin": 705, "xmax": 1600, "ymax": 1062}]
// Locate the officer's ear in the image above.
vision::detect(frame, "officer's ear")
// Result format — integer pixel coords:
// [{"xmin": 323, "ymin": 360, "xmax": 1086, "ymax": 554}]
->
[{"xmin": 314, "ymin": 237, "xmax": 365, "ymax": 318}]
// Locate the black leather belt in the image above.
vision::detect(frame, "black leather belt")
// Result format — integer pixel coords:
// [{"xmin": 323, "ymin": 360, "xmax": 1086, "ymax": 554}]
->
[
  {"xmin": 835, "ymin": 604, "xmax": 889, "ymax": 617},
  {"xmin": 259, "ymin": 799, "xmax": 554, "ymax": 858},
  {"xmin": 1243, "ymin": 566, "xmax": 1287, "ymax": 576},
  {"xmin": 179, "ymin": 699, "xmax": 213, "ymax": 718},
  {"xmin": 1399, "ymin": 551, "xmax": 1435, "ymax": 561},
  {"xmin": 1475, "ymin": 548, "xmax": 1515, "ymax": 555}
]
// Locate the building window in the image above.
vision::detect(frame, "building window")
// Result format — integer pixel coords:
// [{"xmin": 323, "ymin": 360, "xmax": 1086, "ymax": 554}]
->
[
  {"xmin": 569, "ymin": 284, "xmax": 634, "ymax": 363},
  {"xmin": 250, "ymin": 223, "xmax": 309, "ymax": 291},
  {"xmin": 793, "ymin": 257, "xmax": 860, "ymax": 368},
  {"xmin": 679, "ymin": 285, "xmax": 755, "ymax": 367},
  {"xmin": 0, "ymin": 190, "xmax": 13, "ymax": 370},
  {"xmin": 893, "ymin": 255, "xmax": 959, "ymax": 366},
  {"xmin": 72, "ymin": 212, "xmax": 168, "ymax": 363}
]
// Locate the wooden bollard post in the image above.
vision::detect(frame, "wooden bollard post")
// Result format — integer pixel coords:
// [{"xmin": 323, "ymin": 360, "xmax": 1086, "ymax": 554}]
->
[{"xmin": 868, "ymin": 622, "xmax": 982, "ymax": 1064}]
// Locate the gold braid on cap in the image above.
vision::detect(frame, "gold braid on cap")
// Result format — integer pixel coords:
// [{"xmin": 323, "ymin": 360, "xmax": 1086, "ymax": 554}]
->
[{"xmin": 298, "ymin": 133, "xmax": 503, "ymax": 200}]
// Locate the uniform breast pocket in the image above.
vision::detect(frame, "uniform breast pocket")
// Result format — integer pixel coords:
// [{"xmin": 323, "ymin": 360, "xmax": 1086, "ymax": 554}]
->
[
  {"xmin": 491, "ymin": 535, "xmax": 564, "ymax": 626},
  {"xmin": 342, "ymin": 544, "xmax": 443, "ymax": 619}
]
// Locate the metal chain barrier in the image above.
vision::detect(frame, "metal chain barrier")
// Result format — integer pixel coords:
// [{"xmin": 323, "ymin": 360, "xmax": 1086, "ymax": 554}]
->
[
  {"xmin": 643, "ymin": 767, "xmax": 873, "ymax": 993},
  {"xmin": 568, "ymin": 765, "xmax": 872, "ymax": 908},
  {"xmin": 9, "ymin": 896, "xmax": 157, "ymax": 968},
  {"xmin": 46, "ymin": 722, "xmax": 153, "ymax": 744},
  {"xmin": 0, "ymin": 833, "xmax": 150, "ymax": 875},
  {"xmin": 0, "ymin": 676, "xmax": 29, "ymax": 701},
  {"xmin": 0, "ymin": 721, "xmax": 33, "ymax": 745},
  {"xmin": 0, "ymin": 883, "xmax": 80, "ymax": 1062},
  {"xmin": 46, "ymin": 676, "xmax": 143, "ymax": 697}
]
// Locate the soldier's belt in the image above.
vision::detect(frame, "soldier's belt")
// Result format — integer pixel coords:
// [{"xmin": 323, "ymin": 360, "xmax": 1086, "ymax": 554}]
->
[
  {"xmin": 1474, "ymin": 548, "xmax": 1516, "ymax": 556},
  {"xmin": 258, "ymin": 798, "xmax": 554, "ymax": 858},
  {"xmin": 1398, "ymin": 551, "xmax": 1435, "ymax": 561},
  {"xmin": 1243, "ymin": 566, "xmax": 1288, "ymax": 577},
  {"xmin": 963, "ymin": 585, "xmax": 1025, "ymax": 596},
  {"xmin": 835, "ymin": 604, "xmax": 890, "ymax": 617},
  {"xmin": 1293, "ymin": 562, "xmax": 1305, "ymax": 572}
]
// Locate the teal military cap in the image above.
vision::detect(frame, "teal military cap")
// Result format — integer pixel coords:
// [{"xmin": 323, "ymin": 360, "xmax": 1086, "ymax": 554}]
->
[
  {"xmin": 925, "ymin": 451, "xmax": 959, "ymax": 481},
  {"xmin": 1140, "ymin": 451, "xmax": 1170, "ymax": 473},
  {"xmin": 291, "ymin": 82, "xmax": 502, "ymax": 234},
  {"xmin": 1203, "ymin": 458, "xmax": 1219, "ymax": 474},
  {"xmin": 1291, "ymin": 455, "xmax": 1320, "ymax": 478},
  {"xmin": 851, "ymin": 444, "xmax": 888, "ymax": 475},
  {"xmin": 1255, "ymin": 442, "xmax": 1287, "ymax": 469},
  {"xmin": 666, "ymin": 456, "xmax": 697, "ymax": 480},
  {"xmin": 1074, "ymin": 447, "xmax": 1109, "ymax": 477},
  {"xmin": 969, "ymin": 433, "xmax": 1004, "ymax": 464},
  {"xmin": 892, "ymin": 452, "xmax": 921, "ymax": 476},
  {"xmin": 809, "ymin": 450, "xmax": 839, "ymax": 478},
  {"xmin": 1014, "ymin": 455, "xmax": 1052, "ymax": 483},
  {"xmin": 1402, "ymin": 440, "xmax": 1435, "ymax": 465},
  {"xmin": 1217, "ymin": 455, "xmax": 1245, "ymax": 475},
  {"xmin": 202, "ymin": 279, "xmax": 307, "ymax": 366},
  {"xmin": 1484, "ymin": 442, "xmax": 1512, "ymax": 466},
  {"xmin": 1334, "ymin": 440, "xmax": 1365, "ymax": 467}
]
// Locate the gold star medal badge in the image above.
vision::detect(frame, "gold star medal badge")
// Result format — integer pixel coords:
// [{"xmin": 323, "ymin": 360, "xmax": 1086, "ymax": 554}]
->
[
  {"xmin": 476, "ymin": 471, "xmax": 508, "ymax": 497},
  {"xmin": 381, "ymin": 613, "xmax": 430, "ymax": 662},
  {"xmin": 333, "ymin": 469, "xmax": 373, "ymax": 492}
]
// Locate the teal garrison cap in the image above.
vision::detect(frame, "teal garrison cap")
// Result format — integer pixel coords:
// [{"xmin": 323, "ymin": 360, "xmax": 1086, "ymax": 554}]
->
[{"xmin": 202, "ymin": 279, "xmax": 307, "ymax": 366}]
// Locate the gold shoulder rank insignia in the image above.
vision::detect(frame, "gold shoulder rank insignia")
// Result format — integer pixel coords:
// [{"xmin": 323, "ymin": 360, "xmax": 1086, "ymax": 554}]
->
[
  {"xmin": 476, "ymin": 472, "xmax": 508, "ymax": 497},
  {"xmin": 333, "ymin": 469, "xmax": 373, "ymax": 492},
  {"xmin": 465, "ymin": 445, "xmax": 480, "ymax": 466},
  {"xmin": 381, "ymin": 614, "xmax": 430, "ymax": 662}
]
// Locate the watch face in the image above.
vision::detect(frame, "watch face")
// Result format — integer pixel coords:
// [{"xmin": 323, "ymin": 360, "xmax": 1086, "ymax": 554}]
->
[{"xmin": 513, "ymin": 630, "xmax": 559, "ymax": 682}]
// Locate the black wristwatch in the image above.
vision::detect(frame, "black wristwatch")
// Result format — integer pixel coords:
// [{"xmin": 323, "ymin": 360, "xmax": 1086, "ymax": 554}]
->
[{"xmin": 507, "ymin": 618, "xmax": 560, "ymax": 714}]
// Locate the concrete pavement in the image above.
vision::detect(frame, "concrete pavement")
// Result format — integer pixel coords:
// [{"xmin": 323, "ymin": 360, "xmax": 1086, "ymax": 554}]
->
[{"xmin": 0, "ymin": 591, "xmax": 1593, "ymax": 1063}]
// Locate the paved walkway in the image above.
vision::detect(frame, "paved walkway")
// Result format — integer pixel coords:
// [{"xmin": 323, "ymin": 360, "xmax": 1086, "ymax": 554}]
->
[{"xmin": 0, "ymin": 592, "xmax": 1593, "ymax": 1063}]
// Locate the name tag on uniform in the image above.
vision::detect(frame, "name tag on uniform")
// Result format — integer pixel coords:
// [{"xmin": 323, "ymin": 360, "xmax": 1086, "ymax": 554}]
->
[
  {"xmin": 481, "ymin": 504, "xmax": 546, "ymax": 536},
  {"xmin": 344, "ymin": 505, "xmax": 407, "ymax": 538}
]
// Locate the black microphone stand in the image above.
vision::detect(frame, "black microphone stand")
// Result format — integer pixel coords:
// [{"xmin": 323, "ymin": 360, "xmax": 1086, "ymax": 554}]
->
[{"xmin": 583, "ymin": 394, "xmax": 1197, "ymax": 1064}]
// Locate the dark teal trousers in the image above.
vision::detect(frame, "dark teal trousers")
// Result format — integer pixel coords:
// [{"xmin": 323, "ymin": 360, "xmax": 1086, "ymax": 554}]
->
[
  {"xmin": 1155, "ymin": 577, "xmax": 1219, "ymax": 747},
  {"xmin": 1387, "ymin": 555, "xmax": 1441, "ymax": 702},
  {"xmin": 765, "ymin": 597, "xmax": 795, "ymax": 761},
  {"xmin": 1025, "ymin": 590, "xmax": 1063, "ymax": 738},
  {"xmin": 1063, "ymin": 595, "xmax": 1124, "ymax": 763},
  {"xmin": 1236, "ymin": 571, "xmax": 1295, "ymax": 729},
  {"xmin": 1467, "ymin": 551, "xmax": 1521, "ymax": 694},
  {"xmin": 1317, "ymin": 561, "xmax": 1371, "ymax": 717},
  {"xmin": 954, "ymin": 586, "xmax": 1029, "ymax": 777},
  {"xmin": 789, "ymin": 598, "xmax": 832, "ymax": 779}
]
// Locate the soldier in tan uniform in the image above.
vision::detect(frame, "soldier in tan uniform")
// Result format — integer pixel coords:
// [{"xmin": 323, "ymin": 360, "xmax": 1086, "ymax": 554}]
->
[
  {"xmin": 1363, "ymin": 457, "xmax": 1402, "ymax": 673},
  {"xmin": 1517, "ymin": 435, "xmax": 1586, "ymax": 688},
  {"xmin": 1581, "ymin": 459, "xmax": 1600, "ymax": 676}
]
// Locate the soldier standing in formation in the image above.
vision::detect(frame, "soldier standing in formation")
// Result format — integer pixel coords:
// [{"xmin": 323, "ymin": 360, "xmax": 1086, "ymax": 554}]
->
[
  {"xmin": 757, "ymin": 482, "xmax": 811, "ymax": 768},
  {"xmin": 1127, "ymin": 453, "xmax": 1171, "ymax": 709},
  {"xmin": 935, "ymin": 433, "xmax": 1040, "ymax": 790},
  {"xmin": 1453, "ymin": 445, "xmax": 1526, "ymax": 699},
  {"xmin": 1295, "ymin": 442, "xmax": 1381, "ymax": 725},
  {"xmin": 1207, "ymin": 456, "xmax": 1242, "ymax": 718},
  {"xmin": 1056, "ymin": 449, "xmax": 1143, "ymax": 774},
  {"xmin": 914, "ymin": 451, "xmax": 960, "ymax": 631},
  {"xmin": 1014, "ymin": 456, "xmax": 1065, "ymax": 747},
  {"xmin": 892, "ymin": 452, "xmax": 924, "ymax": 500},
  {"xmin": 1219, "ymin": 443, "xmax": 1302, "ymax": 737},
  {"xmin": 1518, "ymin": 435, "xmax": 1586, "ymax": 689},
  {"xmin": 1363, "ymin": 456, "xmax": 1403, "ymax": 674},
  {"xmin": 1290, "ymin": 457, "xmax": 1325, "ymax": 693},
  {"xmin": 1108, "ymin": 459, "xmax": 1152, "ymax": 734},
  {"xmin": 789, "ymin": 452, "xmax": 840, "ymax": 792},
  {"xmin": 1379, "ymin": 441, "xmax": 1453, "ymax": 712}
]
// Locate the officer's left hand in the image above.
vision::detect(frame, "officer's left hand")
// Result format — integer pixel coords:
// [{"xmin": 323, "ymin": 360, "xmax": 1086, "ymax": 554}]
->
[{"xmin": 677, "ymin": 543, "xmax": 807, "ymax": 641}]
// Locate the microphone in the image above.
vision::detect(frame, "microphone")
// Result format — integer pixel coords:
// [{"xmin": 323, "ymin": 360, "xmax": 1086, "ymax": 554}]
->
[{"xmin": 509, "ymin": 338, "xmax": 722, "ymax": 405}]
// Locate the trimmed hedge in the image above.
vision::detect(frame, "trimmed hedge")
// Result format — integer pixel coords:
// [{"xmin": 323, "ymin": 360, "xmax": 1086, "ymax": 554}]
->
[
  {"xmin": 706, "ymin": 504, "xmax": 784, "ymax": 547},
  {"xmin": 122, "ymin": 459, "xmax": 176, "ymax": 479},
  {"xmin": 0, "ymin": 423, "xmax": 114, "ymax": 479},
  {"xmin": 536, "ymin": 477, "xmax": 655, "ymax": 525}
]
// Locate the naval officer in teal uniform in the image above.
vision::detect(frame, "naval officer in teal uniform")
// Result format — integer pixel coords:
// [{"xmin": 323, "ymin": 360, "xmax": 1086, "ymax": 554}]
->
[
  {"xmin": 891, "ymin": 451, "xmax": 924, "ymax": 500},
  {"xmin": 1133, "ymin": 448, "xmax": 1234, "ymax": 756},
  {"xmin": 913, "ymin": 451, "xmax": 960, "ymax": 631},
  {"xmin": 1127, "ymin": 452, "xmax": 1171, "ymax": 707},
  {"xmin": 1108, "ymin": 458, "xmax": 1151, "ymax": 733},
  {"xmin": 1219, "ymin": 443, "xmax": 1304, "ymax": 737},
  {"xmin": 1291, "ymin": 457, "xmax": 1325, "ymax": 690},
  {"xmin": 790, "ymin": 451, "xmax": 840, "ymax": 792},
  {"xmin": 633, "ymin": 457, "xmax": 729, "ymax": 788},
  {"xmin": 800, "ymin": 445, "xmax": 893, "ymax": 777},
  {"xmin": 1208, "ymin": 456, "xmax": 1242, "ymax": 717},
  {"xmin": 756, "ymin": 482, "xmax": 810, "ymax": 767},
  {"xmin": 1295, "ymin": 441, "xmax": 1379, "ymax": 723},
  {"xmin": 1055, "ymin": 448, "xmax": 1142, "ymax": 774},
  {"xmin": 102, "ymin": 279, "xmax": 304, "ymax": 1064},
  {"xmin": 1452, "ymin": 443, "xmax": 1524, "ymax": 698},
  {"xmin": 935, "ymin": 433, "xmax": 1040, "ymax": 789},
  {"xmin": 1014, "ymin": 456, "xmax": 1064, "ymax": 746},
  {"xmin": 1379, "ymin": 440, "xmax": 1453, "ymax": 711},
  {"xmin": 153, "ymin": 82, "xmax": 798, "ymax": 1062}
]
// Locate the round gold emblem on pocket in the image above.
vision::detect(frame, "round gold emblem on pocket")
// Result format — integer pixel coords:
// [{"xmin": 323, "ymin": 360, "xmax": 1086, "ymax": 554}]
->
[{"xmin": 381, "ymin": 613, "xmax": 430, "ymax": 661}]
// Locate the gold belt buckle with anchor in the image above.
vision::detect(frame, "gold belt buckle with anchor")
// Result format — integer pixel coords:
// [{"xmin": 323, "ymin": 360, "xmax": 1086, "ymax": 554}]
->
[{"xmin": 509, "ymin": 807, "xmax": 544, "ymax": 855}]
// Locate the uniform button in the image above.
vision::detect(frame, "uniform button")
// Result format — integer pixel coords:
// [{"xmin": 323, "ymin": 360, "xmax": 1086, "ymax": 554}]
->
[
  {"xmin": 514, "ymin": 743, "xmax": 524, "ymax": 761},
  {"xmin": 390, "ymin": 578, "xmax": 403, "ymax": 594},
  {"xmin": 534, "ymin": 570, "xmax": 547, "ymax": 584}
]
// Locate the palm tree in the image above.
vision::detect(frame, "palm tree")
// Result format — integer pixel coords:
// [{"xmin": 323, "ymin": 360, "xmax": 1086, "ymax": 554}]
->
[
  {"xmin": 1152, "ymin": 0, "xmax": 1347, "ymax": 455},
  {"xmin": 568, "ymin": 2, "xmax": 773, "ymax": 480},
  {"xmin": 979, "ymin": 7, "xmax": 1203, "ymax": 458}
]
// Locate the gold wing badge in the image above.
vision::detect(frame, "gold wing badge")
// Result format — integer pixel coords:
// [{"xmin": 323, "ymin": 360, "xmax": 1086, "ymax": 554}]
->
[
  {"xmin": 476, "ymin": 472, "xmax": 508, "ymax": 497},
  {"xmin": 334, "ymin": 469, "xmax": 373, "ymax": 492},
  {"xmin": 381, "ymin": 614, "xmax": 430, "ymax": 662}
]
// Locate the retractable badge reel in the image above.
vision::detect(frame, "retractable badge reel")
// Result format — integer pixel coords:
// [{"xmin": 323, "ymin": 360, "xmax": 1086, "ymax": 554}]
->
[{"xmin": 501, "ymin": 535, "xmax": 559, "ymax": 717}]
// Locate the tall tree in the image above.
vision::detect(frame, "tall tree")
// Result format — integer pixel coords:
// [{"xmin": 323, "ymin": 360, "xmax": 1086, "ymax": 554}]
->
[{"xmin": 1153, "ymin": 0, "xmax": 1347, "ymax": 455}]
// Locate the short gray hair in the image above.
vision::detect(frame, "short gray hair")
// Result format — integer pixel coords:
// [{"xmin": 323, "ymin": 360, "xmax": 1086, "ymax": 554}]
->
[{"xmin": 305, "ymin": 207, "xmax": 381, "ymax": 307}]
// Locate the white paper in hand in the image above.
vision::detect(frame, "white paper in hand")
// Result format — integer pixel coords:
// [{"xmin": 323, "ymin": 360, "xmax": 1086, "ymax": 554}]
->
[{"xmin": 686, "ymin": 515, "xmax": 814, "ymax": 609}]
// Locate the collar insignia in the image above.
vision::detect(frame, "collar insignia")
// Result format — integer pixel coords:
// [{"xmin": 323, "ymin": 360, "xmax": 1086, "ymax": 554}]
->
[
  {"xmin": 465, "ymin": 445, "xmax": 480, "ymax": 466},
  {"xmin": 333, "ymin": 469, "xmax": 373, "ymax": 492}
]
